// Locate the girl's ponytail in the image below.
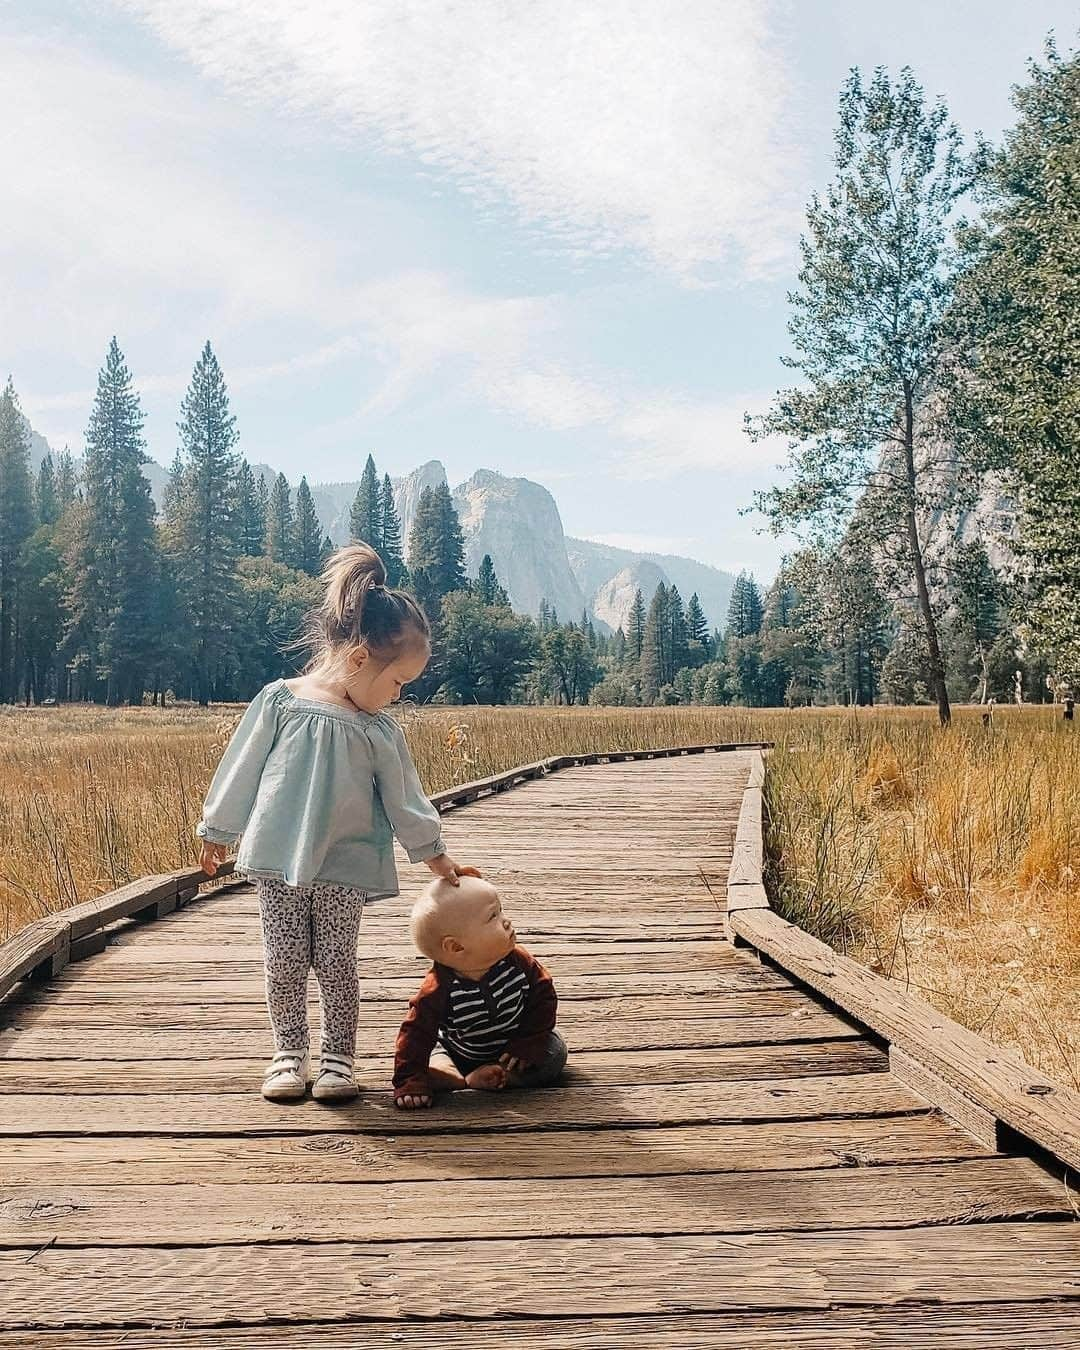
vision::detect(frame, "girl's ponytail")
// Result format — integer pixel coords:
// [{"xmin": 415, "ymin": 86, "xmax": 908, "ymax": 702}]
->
[{"xmin": 300, "ymin": 543, "xmax": 429, "ymax": 677}]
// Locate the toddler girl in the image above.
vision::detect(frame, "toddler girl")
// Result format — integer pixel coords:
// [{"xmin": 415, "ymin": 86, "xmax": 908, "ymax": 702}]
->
[{"xmin": 197, "ymin": 544, "xmax": 473, "ymax": 1103}]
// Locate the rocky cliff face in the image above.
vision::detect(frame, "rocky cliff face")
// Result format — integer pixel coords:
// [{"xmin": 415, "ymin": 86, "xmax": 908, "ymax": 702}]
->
[
  {"xmin": 591, "ymin": 561, "xmax": 667, "ymax": 632},
  {"xmin": 452, "ymin": 469, "xmax": 585, "ymax": 621},
  {"xmin": 566, "ymin": 537, "xmax": 735, "ymax": 633},
  {"xmin": 393, "ymin": 460, "xmax": 449, "ymax": 551}
]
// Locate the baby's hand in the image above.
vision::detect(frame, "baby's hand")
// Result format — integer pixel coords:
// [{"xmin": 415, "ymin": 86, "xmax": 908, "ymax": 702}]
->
[
  {"xmin": 199, "ymin": 841, "xmax": 229, "ymax": 876},
  {"xmin": 394, "ymin": 1092, "xmax": 433, "ymax": 1110},
  {"xmin": 424, "ymin": 856, "xmax": 482, "ymax": 888},
  {"xmin": 465, "ymin": 1063, "xmax": 507, "ymax": 1091}
]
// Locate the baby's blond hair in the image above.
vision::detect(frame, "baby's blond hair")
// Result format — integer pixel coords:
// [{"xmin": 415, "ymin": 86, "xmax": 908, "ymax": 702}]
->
[{"xmin": 410, "ymin": 875, "xmax": 501, "ymax": 961}]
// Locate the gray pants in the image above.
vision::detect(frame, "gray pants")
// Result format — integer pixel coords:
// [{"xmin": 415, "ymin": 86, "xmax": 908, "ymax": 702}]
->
[
  {"xmin": 255, "ymin": 878, "xmax": 366, "ymax": 1057},
  {"xmin": 433, "ymin": 1030, "xmax": 568, "ymax": 1089}
]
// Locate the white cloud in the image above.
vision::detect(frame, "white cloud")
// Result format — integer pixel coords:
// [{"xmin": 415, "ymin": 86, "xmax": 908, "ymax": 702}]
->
[{"xmin": 119, "ymin": 0, "xmax": 804, "ymax": 282}]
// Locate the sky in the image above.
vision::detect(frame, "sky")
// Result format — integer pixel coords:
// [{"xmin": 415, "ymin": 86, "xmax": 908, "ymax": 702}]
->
[{"xmin": 3, "ymin": 1, "xmax": 1076, "ymax": 579}]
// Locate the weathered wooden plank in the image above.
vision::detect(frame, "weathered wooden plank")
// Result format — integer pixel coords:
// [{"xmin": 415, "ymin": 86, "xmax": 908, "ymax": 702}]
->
[
  {"xmin": 890, "ymin": 1045, "xmax": 999, "ymax": 1151},
  {"xmin": 1, "ymin": 988, "xmax": 820, "ymax": 1029},
  {"xmin": 0, "ymin": 1073, "xmax": 928, "ymax": 1136},
  {"xmin": 3, "ymin": 1225, "xmax": 1078, "ymax": 1327},
  {"xmin": 64, "ymin": 875, "xmax": 179, "ymax": 940},
  {"xmin": 0, "ymin": 1007, "xmax": 860, "ymax": 1058},
  {"xmin": 0, "ymin": 1039, "xmax": 887, "ymax": 1094},
  {"xmin": 41, "ymin": 966, "xmax": 792, "ymax": 1002},
  {"xmin": 0, "ymin": 914, "xmax": 70, "ymax": 1001},
  {"xmin": 58, "ymin": 940, "xmax": 743, "ymax": 975},
  {"xmin": 0, "ymin": 1114, "xmax": 991, "ymax": 1186},
  {"xmin": 732, "ymin": 906, "xmax": 1080, "ymax": 1173},
  {"xmin": 0, "ymin": 1304, "xmax": 1076, "ymax": 1348},
  {"xmin": 0, "ymin": 1159, "xmax": 1064, "ymax": 1248}
]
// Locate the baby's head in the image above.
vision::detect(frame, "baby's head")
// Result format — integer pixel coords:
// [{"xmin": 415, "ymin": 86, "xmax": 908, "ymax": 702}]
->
[
  {"xmin": 410, "ymin": 875, "xmax": 517, "ymax": 975},
  {"xmin": 300, "ymin": 543, "xmax": 431, "ymax": 713}
]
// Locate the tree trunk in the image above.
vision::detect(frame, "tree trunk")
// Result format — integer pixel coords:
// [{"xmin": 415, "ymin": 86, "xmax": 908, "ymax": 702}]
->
[{"xmin": 902, "ymin": 387, "xmax": 951, "ymax": 727}]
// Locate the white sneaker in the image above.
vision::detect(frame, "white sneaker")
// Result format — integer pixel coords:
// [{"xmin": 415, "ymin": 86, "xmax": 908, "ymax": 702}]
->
[
  {"xmin": 261, "ymin": 1048, "xmax": 309, "ymax": 1101},
  {"xmin": 312, "ymin": 1051, "xmax": 358, "ymax": 1102}
]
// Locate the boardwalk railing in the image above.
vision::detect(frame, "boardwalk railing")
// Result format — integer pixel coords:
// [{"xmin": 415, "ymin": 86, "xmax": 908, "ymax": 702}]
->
[
  {"xmin": 0, "ymin": 741, "xmax": 768, "ymax": 1002},
  {"xmin": 726, "ymin": 748, "xmax": 1080, "ymax": 1175}
]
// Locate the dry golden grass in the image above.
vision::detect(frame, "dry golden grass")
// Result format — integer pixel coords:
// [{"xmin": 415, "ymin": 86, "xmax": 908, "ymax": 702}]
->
[
  {"xmin": 764, "ymin": 705, "xmax": 1080, "ymax": 1090},
  {"xmin": 0, "ymin": 698, "xmax": 1076, "ymax": 1088}
]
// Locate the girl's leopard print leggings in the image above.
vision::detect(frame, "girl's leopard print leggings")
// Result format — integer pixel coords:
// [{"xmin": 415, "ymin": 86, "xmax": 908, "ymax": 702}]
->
[{"xmin": 255, "ymin": 878, "xmax": 367, "ymax": 1056}]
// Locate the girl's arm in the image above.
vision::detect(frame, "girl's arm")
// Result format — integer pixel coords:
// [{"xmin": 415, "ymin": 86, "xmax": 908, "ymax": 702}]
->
[
  {"xmin": 369, "ymin": 715, "xmax": 446, "ymax": 863},
  {"xmin": 196, "ymin": 686, "xmax": 280, "ymax": 849}
]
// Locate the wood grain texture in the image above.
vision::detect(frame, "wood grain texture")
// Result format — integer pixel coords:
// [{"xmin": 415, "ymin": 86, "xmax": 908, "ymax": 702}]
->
[
  {"xmin": 0, "ymin": 1114, "xmax": 992, "ymax": 1186},
  {"xmin": 3, "ymin": 1226, "xmax": 1079, "ymax": 1328},
  {"xmin": 1, "ymin": 1304, "xmax": 1077, "ymax": 1348},
  {"xmin": 0, "ymin": 1158, "xmax": 1065, "ymax": 1247}
]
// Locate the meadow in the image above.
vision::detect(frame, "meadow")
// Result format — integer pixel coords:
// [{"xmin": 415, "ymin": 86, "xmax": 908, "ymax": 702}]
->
[{"xmin": 0, "ymin": 700, "xmax": 1075, "ymax": 1087}]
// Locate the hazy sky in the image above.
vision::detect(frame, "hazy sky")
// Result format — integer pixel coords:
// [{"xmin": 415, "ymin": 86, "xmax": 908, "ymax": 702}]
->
[{"xmin": 4, "ymin": 1, "xmax": 1076, "ymax": 577}]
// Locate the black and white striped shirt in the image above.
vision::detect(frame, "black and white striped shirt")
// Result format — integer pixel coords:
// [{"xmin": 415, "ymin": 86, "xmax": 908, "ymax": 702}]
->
[{"xmin": 439, "ymin": 954, "xmax": 530, "ymax": 1062}]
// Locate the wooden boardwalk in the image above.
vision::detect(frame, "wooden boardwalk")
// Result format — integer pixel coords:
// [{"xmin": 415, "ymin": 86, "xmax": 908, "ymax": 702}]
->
[{"xmin": 1, "ymin": 750, "xmax": 1078, "ymax": 1346}]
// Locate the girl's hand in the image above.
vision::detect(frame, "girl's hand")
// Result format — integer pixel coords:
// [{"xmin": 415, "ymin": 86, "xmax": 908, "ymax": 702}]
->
[
  {"xmin": 199, "ymin": 841, "xmax": 229, "ymax": 877},
  {"xmin": 424, "ymin": 855, "xmax": 481, "ymax": 887}
]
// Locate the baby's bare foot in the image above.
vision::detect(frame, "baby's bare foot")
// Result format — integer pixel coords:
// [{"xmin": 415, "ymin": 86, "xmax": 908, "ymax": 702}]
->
[
  {"xmin": 394, "ymin": 1093, "xmax": 432, "ymax": 1109},
  {"xmin": 465, "ymin": 1063, "xmax": 507, "ymax": 1091}
]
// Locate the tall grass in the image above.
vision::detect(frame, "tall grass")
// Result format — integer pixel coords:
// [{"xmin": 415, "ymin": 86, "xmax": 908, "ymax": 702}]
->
[{"xmin": 0, "ymin": 699, "xmax": 1075, "ymax": 1085}]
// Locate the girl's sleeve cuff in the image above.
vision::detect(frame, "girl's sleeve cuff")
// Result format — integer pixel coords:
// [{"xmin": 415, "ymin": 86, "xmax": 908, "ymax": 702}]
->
[
  {"xmin": 195, "ymin": 821, "xmax": 239, "ymax": 845},
  {"xmin": 406, "ymin": 837, "xmax": 447, "ymax": 864}
]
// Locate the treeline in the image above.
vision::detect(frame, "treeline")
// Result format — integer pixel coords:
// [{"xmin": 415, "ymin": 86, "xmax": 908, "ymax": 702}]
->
[
  {"xmin": 0, "ymin": 341, "xmax": 620, "ymax": 707},
  {"xmin": 742, "ymin": 42, "xmax": 1080, "ymax": 722}
]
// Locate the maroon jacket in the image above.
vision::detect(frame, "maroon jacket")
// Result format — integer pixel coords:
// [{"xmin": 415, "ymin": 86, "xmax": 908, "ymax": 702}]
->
[{"xmin": 393, "ymin": 945, "xmax": 557, "ymax": 1099}]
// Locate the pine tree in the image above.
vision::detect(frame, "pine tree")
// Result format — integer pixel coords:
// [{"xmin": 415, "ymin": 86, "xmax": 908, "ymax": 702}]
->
[
  {"xmin": 686, "ymin": 592, "xmax": 708, "ymax": 652},
  {"xmin": 380, "ymin": 474, "xmax": 407, "ymax": 586},
  {"xmin": 293, "ymin": 477, "xmax": 323, "ymax": 576},
  {"xmin": 55, "ymin": 449, "xmax": 79, "ymax": 513},
  {"xmin": 169, "ymin": 341, "xmax": 241, "ymax": 704},
  {"xmin": 350, "ymin": 454, "xmax": 381, "ymax": 548},
  {"xmin": 320, "ymin": 534, "xmax": 335, "ymax": 568},
  {"xmin": 476, "ymin": 553, "xmax": 509, "ymax": 606},
  {"xmin": 668, "ymin": 585, "xmax": 688, "ymax": 681},
  {"xmin": 640, "ymin": 583, "xmax": 669, "ymax": 704},
  {"xmin": 35, "ymin": 454, "xmax": 60, "ymax": 527},
  {"xmin": 408, "ymin": 482, "xmax": 466, "ymax": 620},
  {"xmin": 235, "ymin": 460, "xmax": 266, "ymax": 557},
  {"xmin": 0, "ymin": 380, "xmax": 34, "ymax": 701},
  {"xmin": 626, "ymin": 589, "xmax": 646, "ymax": 662},
  {"xmin": 62, "ymin": 340, "xmax": 159, "ymax": 703},
  {"xmin": 266, "ymin": 473, "xmax": 295, "ymax": 566},
  {"xmin": 726, "ymin": 573, "xmax": 763, "ymax": 639}
]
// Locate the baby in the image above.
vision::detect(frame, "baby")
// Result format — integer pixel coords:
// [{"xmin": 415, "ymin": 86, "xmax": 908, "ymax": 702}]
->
[{"xmin": 393, "ymin": 875, "xmax": 568, "ymax": 1108}]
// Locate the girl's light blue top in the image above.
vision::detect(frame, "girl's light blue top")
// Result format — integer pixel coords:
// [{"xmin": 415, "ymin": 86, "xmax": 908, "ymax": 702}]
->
[{"xmin": 196, "ymin": 679, "xmax": 445, "ymax": 897}]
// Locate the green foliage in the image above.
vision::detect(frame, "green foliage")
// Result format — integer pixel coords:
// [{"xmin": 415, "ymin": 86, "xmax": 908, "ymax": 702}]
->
[
  {"xmin": 63, "ymin": 339, "xmax": 159, "ymax": 705},
  {"xmin": 539, "ymin": 626, "xmax": 602, "ymax": 706},
  {"xmin": 475, "ymin": 554, "xmax": 510, "ymax": 606},
  {"xmin": 441, "ymin": 591, "xmax": 539, "ymax": 704},
  {"xmin": 0, "ymin": 380, "xmax": 34, "ymax": 702},
  {"xmin": 380, "ymin": 473, "xmax": 407, "ymax": 586},
  {"xmin": 350, "ymin": 454, "xmax": 381, "ymax": 548},
  {"xmin": 726, "ymin": 572, "xmax": 763, "ymax": 639},
  {"xmin": 167, "ymin": 341, "xmax": 242, "ymax": 704},
  {"xmin": 948, "ymin": 41, "xmax": 1080, "ymax": 676},
  {"xmin": 292, "ymin": 477, "xmax": 323, "ymax": 576},
  {"xmin": 235, "ymin": 460, "xmax": 267, "ymax": 557},
  {"xmin": 408, "ymin": 482, "xmax": 466, "ymax": 622},
  {"xmin": 749, "ymin": 66, "xmax": 986, "ymax": 726},
  {"xmin": 265, "ymin": 473, "xmax": 294, "ymax": 566}
]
